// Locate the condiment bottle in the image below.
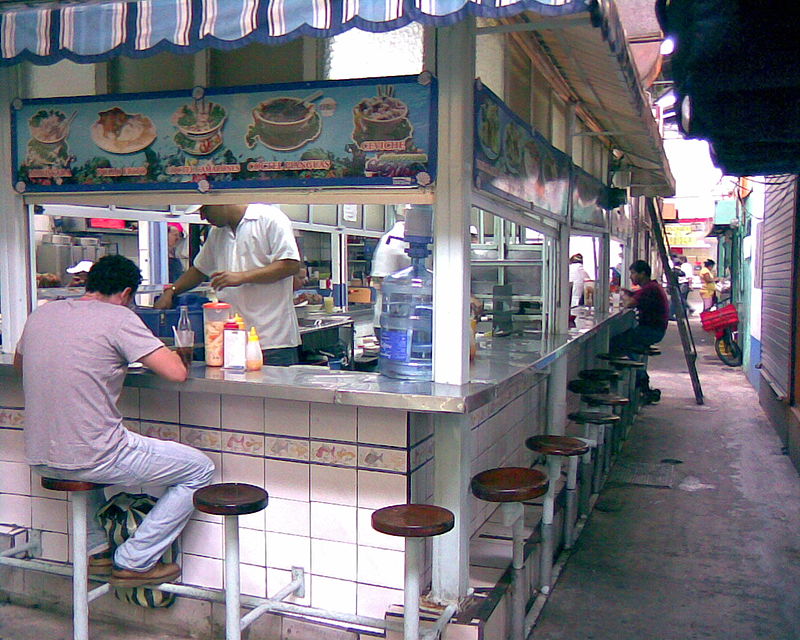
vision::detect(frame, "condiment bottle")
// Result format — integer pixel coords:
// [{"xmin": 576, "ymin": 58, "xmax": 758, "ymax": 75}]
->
[
  {"xmin": 246, "ymin": 327, "xmax": 263, "ymax": 371},
  {"xmin": 234, "ymin": 313, "xmax": 246, "ymax": 330},
  {"xmin": 223, "ymin": 317, "xmax": 246, "ymax": 370}
]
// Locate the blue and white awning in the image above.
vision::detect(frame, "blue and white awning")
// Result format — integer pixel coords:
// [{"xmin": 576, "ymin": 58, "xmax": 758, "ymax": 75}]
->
[{"xmin": 0, "ymin": 0, "xmax": 586, "ymax": 66}]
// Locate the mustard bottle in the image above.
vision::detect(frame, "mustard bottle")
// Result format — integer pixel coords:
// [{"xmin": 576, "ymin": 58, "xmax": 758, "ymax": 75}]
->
[{"xmin": 246, "ymin": 327, "xmax": 263, "ymax": 371}]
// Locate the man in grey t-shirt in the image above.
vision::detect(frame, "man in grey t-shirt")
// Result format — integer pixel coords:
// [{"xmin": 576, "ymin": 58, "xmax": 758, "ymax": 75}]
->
[{"xmin": 15, "ymin": 255, "xmax": 214, "ymax": 587}]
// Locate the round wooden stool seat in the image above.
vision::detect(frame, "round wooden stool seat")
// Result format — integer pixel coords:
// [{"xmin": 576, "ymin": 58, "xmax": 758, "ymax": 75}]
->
[
  {"xmin": 471, "ymin": 467, "xmax": 549, "ymax": 503},
  {"xmin": 193, "ymin": 483, "xmax": 268, "ymax": 516},
  {"xmin": 371, "ymin": 504, "xmax": 454, "ymax": 538},
  {"xmin": 41, "ymin": 478, "xmax": 107, "ymax": 492},
  {"xmin": 568, "ymin": 411, "xmax": 621, "ymax": 425},
  {"xmin": 525, "ymin": 435, "xmax": 589, "ymax": 457},
  {"xmin": 581, "ymin": 394, "xmax": 630, "ymax": 407},
  {"xmin": 579, "ymin": 369, "xmax": 621, "ymax": 383},
  {"xmin": 567, "ymin": 379, "xmax": 609, "ymax": 395},
  {"xmin": 608, "ymin": 359, "xmax": 645, "ymax": 369}
]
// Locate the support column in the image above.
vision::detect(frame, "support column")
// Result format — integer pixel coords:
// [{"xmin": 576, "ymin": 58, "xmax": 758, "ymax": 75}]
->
[
  {"xmin": 431, "ymin": 412, "xmax": 471, "ymax": 603},
  {"xmin": 432, "ymin": 20, "xmax": 474, "ymax": 386},
  {"xmin": 0, "ymin": 67, "xmax": 31, "ymax": 354}
]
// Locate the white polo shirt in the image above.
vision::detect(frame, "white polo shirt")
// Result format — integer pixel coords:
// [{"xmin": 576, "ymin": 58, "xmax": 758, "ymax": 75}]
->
[{"xmin": 194, "ymin": 204, "xmax": 301, "ymax": 350}]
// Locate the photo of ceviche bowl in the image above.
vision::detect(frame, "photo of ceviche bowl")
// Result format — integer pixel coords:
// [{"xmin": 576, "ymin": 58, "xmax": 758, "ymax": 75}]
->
[
  {"xmin": 172, "ymin": 101, "xmax": 227, "ymax": 138},
  {"xmin": 249, "ymin": 96, "xmax": 322, "ymax": 151},
  {"xmin": 28, "ymin": 109, "xmax": 74, "ymax": 145},
  {"xmin": 353, "ymin": 93, "xmax": 409, "ymax": 138}
]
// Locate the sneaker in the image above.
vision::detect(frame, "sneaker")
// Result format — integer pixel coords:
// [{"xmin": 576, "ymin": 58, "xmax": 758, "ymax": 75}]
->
[
  {"xmin": 88, "ymin": 550, "xmax": 113, "ymax": 577},
  {"xmin": 109, "ymin": 562, "xmax": 181, "ymax": 587}
]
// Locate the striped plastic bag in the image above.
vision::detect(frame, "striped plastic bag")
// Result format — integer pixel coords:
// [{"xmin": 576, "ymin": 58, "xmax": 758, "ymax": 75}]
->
[{"xmin": 96, "ymin": 492, "xmax": 179, "ymax": 608}]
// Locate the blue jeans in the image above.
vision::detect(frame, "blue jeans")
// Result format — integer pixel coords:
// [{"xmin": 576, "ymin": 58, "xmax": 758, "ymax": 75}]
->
[
  {"xmin": 33, "ymin": 430, "xmax": 214, "ymax": 571},
  {"xmin": 610, "ymin": 325, "xmax": 666, "ymax": 390}
]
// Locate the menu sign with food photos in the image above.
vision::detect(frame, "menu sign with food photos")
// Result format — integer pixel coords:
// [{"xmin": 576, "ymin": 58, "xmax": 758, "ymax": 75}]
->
[
  {"xmin": 571, "ymin": 167, "xmax": 607, "ymax": 229},
  {"xmin": 474, "ymin": 82, "xmax": 572, "ymax": 220},
  {"xmin": 11, "ymin": 74, "xmax": 437, "ymax": 193}
]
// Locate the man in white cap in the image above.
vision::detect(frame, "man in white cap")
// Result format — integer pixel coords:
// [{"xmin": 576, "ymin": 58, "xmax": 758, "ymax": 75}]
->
[{"xmin": 66, "ymin": 260, "xmax": 94, "ymax": 287}]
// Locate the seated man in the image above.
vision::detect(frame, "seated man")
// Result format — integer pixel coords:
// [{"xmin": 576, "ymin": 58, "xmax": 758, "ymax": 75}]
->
[
  {"xmin": 610, "ymin": 260, "xmax": 669, "ymax": 401},
  {"xmin": 15, "ymin": 255, "xmax": 214, "ymax": 587}
]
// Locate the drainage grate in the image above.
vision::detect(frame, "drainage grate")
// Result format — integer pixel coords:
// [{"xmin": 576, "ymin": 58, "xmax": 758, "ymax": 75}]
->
[{"xmin": 610, "ymin": 461, "xmax": 675, "ymax": 488}]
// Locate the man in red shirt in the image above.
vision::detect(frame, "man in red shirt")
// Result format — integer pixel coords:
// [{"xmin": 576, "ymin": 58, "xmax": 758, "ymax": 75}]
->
[{"xmin": 610, "ymin": 260, "xmax": 669, "ymax": 401}]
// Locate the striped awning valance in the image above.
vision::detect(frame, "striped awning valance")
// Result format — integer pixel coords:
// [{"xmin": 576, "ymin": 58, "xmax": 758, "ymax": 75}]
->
[{"xmin": 0, "ymin": 0, "xmax": 586, "ymax": 66}]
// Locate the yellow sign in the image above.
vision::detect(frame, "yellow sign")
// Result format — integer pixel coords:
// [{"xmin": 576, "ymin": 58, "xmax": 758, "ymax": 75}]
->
[{"xmin": 665, "ymin": 224, "xmax": 709, "ymax": 248}]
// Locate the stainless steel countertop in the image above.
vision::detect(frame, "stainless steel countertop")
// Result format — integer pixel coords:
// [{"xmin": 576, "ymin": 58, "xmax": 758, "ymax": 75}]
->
[{"xmin": 0, "ymin": 309, "xmax": 630, "ymax": 414}]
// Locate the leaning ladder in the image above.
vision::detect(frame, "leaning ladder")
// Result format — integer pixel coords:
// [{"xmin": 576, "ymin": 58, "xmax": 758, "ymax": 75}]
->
[{"xmin": 647, "ymin": 198, "xmax": 704, "ymax": 405}]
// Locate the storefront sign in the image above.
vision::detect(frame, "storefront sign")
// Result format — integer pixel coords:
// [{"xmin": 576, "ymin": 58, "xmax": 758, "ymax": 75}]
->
[
  {"xmin": 664, "ymin": 221, "xmax": 712, "ymax": 248},
  {"xmin": 12, "ymin": 74, "xmax": 437, "ymax": 193},
  {"xmin": 474, "ymin": 82, "xmax": 571, "ymax": 220},
  {"xmin": 571, "ymin": 167, "xmax": 607, "ymax": 229}
]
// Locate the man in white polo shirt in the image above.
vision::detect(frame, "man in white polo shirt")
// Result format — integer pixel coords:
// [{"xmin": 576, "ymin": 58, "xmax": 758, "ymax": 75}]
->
[{"xmin": 156, "ymin": 204, "xmax": 301, "ymax": 365}]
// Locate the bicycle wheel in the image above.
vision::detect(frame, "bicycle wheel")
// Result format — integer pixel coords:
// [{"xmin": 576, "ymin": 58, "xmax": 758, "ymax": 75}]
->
[{"xmin": 715, "ymin": 329, "xmax": 742, "ymax": 366}]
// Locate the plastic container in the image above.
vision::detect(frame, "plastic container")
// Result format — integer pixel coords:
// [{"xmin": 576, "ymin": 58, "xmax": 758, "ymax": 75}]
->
[
  {"xmin": 378, "ymin": 258, "xmax": 433, "ymax": 381},
  {"xmin": 203, "ymin": 302, "xmax": 232, "ymax": 366},
  {"xmin": 246, "ymin": 327, "xmax": 263, "ymax": 371},
  {"xmin": 223, "ymin": 318, "xmax": 246, "ymax": 370}
]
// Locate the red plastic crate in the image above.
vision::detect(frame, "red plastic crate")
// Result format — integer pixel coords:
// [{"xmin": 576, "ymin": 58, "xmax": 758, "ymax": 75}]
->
[{"xmin": 700, "ymin": 304, "xmax": 738, "ymax": 332}]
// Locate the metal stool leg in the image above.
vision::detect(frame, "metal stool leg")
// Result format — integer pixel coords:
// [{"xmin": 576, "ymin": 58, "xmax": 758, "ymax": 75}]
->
[
  {"xmin": 579, "ymin": 448, "xmax": 593, "ymax": 517},
  {"xmin": 404, "ymin": 537, "xmax": 422, "ymax": 640},
  {"xmin": 563, "ymin": 456, "xmax": 579, "ymax": 549},
  {"xmin": 539, "ymin": 456, "xmax": 560, "ymax": 594},
  {"xmin": 71, "ymin": 492, "xmax": 89, "ymax": 640},
  {"xmin": 224, "ymin": 515, "xmax": 241, "ymax": 640},
  {"xmin": 505, "ymin": 502, "xmax": 525, "ymax": 640}
]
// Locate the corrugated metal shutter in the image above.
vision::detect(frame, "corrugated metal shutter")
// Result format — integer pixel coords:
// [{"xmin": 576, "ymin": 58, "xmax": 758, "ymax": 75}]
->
[{"xmin": 759, "ymin": 176, "xmax": 798, "ymax": 398}]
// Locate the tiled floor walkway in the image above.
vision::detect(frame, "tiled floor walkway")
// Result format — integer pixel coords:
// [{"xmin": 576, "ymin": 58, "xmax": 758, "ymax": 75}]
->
[{"xmin": 531, "ymin": 316, "xmax": 800, "ymax": 640}]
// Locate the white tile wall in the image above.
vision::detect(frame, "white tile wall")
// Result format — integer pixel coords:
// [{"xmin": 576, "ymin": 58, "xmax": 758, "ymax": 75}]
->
[
  {"xmin": 179, "ymin": 392, "xmax": 221, "ymax": 428},
  {"xmin": 357, "ymin": 583, "xmax": 403, "ymax": 618},
  {"xmin": 309, "ymin": 502, "xmax": 357, "ymax": 544},
  {"xmin": 40, "ymin": 531, "xmax": 68, "ymax": 562},
  {"xmin": 266, "ymin": 532, "xmax": 311, "ymax": 572},
  {"xmin": 182, "ymin": 519, "xmax": 223, "ymax": 559},
  {"xmin": 222, "ymin": 395, "xmax": 265, "ymax": 433},
  {"xmin": 357, "ymin": 545, "xmax": 404, "ymax": 590},
  {"xmin": 311, "ymin": 465, "xmax": 357, "ymax": 506},
  {"xmin": 32, "ymin": 496, "xmax": 67, "ymax": 533},
  {"xmin": 357, "ymin": 407, "xmax": 407, "ymax": 447},
  {"xmin": 264, "ymin": 497, "xmax": 309, "ymax": 537},
  {"xmin": 264, "ymin": 399, "xmax": 310, "ymax": 438},
  {"xmin": 265, "ymin": 459, "xmax": 309, "ymax": 502},
  {"xmin": 140, "ymin": 388, "xmax": 180, "ymax": 423},
  {"xmin": 311, "ymin": 575, "xmax": 357, "ymax": 614},
  {"xmin": 311, "ymin": 539, "xmax": 357, "ymax": 581},
  {"xmin": 357, "ymin": 470, "xmax": 407, "ymax": 510},
  {"xmin": 310, "ymin": 404, "xmax": 356, "ymax": 442},
  {"xmin": 239, "ymin": 528, "xmax": 266, "ymax": 566},
  {"xmin": 0, "ymin": 428, "xmax": 25, "ymax": 462},
  {"xmin": 183, "ymin": 553, "xmax": 223, "ymax": 590},
  {"xmin": 241, "ymin": 562, "xmax": 267, "ymax": 598},
  {"xmin": 0, "ymin": 461, "xmax": 30, "ymax": 495},
  {"xmin": 222, "ymin": 452, "xmax": 265, "ymax": 486}
]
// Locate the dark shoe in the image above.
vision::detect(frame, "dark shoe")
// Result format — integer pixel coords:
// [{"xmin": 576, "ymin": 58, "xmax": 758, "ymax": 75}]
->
[
  {"xmin": 109, "ymin": 562, "xmax": 181, "ymax": 587},
  {"xmin": 89, "ymin": 551, "xmax": 113, "ymax": 576}
]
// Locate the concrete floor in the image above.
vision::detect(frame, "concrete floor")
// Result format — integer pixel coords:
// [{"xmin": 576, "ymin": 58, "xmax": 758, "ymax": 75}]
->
[
  {"xmin": 532, "ymin": 316, "xmax": 800, "ymax": 640},
  {"xmin": 3, "ymin": 313, "xmax": 800, "ymax": 640}
]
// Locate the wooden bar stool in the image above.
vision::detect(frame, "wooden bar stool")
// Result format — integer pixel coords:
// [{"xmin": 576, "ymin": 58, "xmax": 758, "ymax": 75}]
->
[
  {"xmin": 605, "ymin": 358, "xmax": 645, "ymax": 431},
  {"xmin": 471, "ymin": 468, "xmax": 548, "ymax": 640},
  {"xmin": 567, "ymin": 379, "xmax": 610, "ymax": 502},
  {"xmin": 194, "ymin": 483, "xmax": 269, "ymax": 640},
  {"xmin": 372, "ymin": 504, "xmax": 454, "ymax": 640},
  {"xmin": 524, "ymin": 436, "xmax": 589, "ymax": 594},
  {"xmin": 40, "ymin": 478, "xmax": 110, "ymax": 640},
  {"xmin": 567, "ymin": 411, "xmax": 621, "ymax": 504}
]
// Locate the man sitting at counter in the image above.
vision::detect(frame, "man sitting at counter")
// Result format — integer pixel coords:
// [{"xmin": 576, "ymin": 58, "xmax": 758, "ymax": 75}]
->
[
  {"xmin": 15, "ymin": 255, "xmax": 214, "ymax": 587},
  {"xmin": 156, "ymin": 203, "xmax": 302, "ymax": 366},
  {"xmin": 610, "ymin": 259, "xmax": 669, "ymax": 403}
]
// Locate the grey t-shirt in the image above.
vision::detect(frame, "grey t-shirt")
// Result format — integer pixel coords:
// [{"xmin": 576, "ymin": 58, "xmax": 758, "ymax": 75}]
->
[{"xmin": 17, "ymin": 299, "xmax": 164, "ymax": 469}]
